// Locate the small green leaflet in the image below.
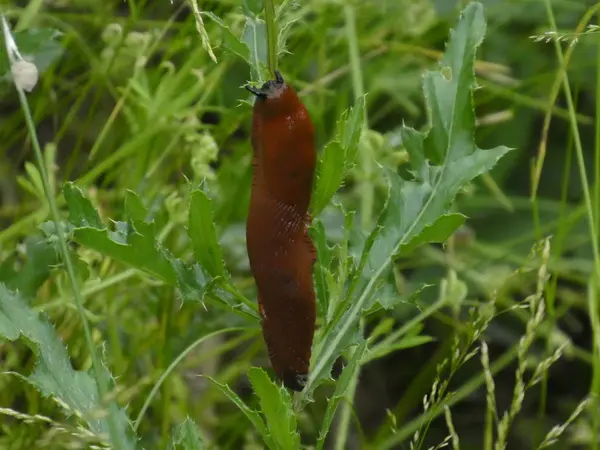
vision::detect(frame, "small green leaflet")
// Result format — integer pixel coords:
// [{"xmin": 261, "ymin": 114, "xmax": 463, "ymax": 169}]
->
[
  {"xmin": 0, "ymin": 284, "xmax": 136, "ymax": 449},
  {"xmin": 189, "ymin": 186, "xmax": 226, "ymax": 279},
  {"xmin": 304, "ymin": 1, "xmax": 513, "ymax": 399},
  {"xmin": 248, "ymin": 367, "xmax": 300, "ymax": 450},
  {"xmin": 169, "ymin": 417, "xmax": 204, "ymax": 450},
  {"xmin": 311, "ymin": 96, "xmax": 366, "ymax": 216}
]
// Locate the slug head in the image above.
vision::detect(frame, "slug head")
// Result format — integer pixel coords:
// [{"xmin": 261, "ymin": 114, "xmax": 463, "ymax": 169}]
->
[{"xmin": 246, "ymin": 71, "xmax": 302, "ymax": 117}]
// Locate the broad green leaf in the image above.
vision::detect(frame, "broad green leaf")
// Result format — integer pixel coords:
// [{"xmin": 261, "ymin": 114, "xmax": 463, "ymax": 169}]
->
[
  {"xmin": 0, "ymin": 284, "xmax": 136, "ymax": 449},
  {"xmin": 203, "ymin": 12, "xmax": 251, "ymax": 63},
  {"xmin": 205, "ymin": 376, "xmax": 275, "ymax": 449},
  {"xmin": 169, "ymin": 417, "xmax": 204, "ymax": 450},
  {"xmin": 316, "ymin": 341, "xmax": 367, "ymax": 450},
  {"xmin": 248, "ymin": 367, "xmax": 300, "ymax": 450},
  {"xmin": 304, "ymin": 2, "xmax": 513, "ymax": 399},
  {"xmin": 189, "ymin": 187, "xmax": 226, "ymax": 278},
  {"xmin": 0, "ymin": 28, "xmax": 63, "ymax": 80},
  {"xmin": 311, "ymin": 97, "xmax": 366, "ymax": 216}
]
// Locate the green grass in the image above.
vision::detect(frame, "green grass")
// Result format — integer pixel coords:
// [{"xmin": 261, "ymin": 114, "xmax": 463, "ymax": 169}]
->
[{"xmin": 0, "ymin": 0, "xmax": 599, "ymax": 449}]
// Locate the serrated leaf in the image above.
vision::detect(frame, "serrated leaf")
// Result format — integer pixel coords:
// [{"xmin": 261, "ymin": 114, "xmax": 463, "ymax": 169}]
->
[
  {"xmin": 63, "ymin": 183, "xmax": 103, "ymax": 228},
  {"xmin": 62, "ymin": 183, "xmax": 215, "ymax": 305},
  {"xmin": 311, "ymin": 97, "xmax": 366, "ymax": 216},
  {"xmin": 205, "ymin": 376, "xmax": 275, "ymax": 449},
  {"xmin": 189, "ymin": 187, "xmax": 226, "ymax": 278},
  {"xmin": 304, "ymin": 2, "xmax": 512, "ymax": 399},
  {"xmin": 310, "ymin": 220, "xmax": 333, "ymax": 319},
  {"xmin": 0, "ymin": 284, "xmax": 136, "ymax": 449},
  {"xmin": 169, "ymin": 417, "xmax": 204, "ymax": 450},
  {"xmin": 248, "ymin": 367, "xmax": 300, "ymax": 450},
  {"xmin": 316, "ymin": 340, "xmax": 367, "ymax": 450},
  {"xmin": 311, "ymin": 141, "xmax": 344, "ymax": 215},
  {"xmin": 64, "ymin": 183, "xmax": 175, "ymax": 283},
  {"xmin": 203, "ymin": 12, "xmax": 250, "ymax": 63}
]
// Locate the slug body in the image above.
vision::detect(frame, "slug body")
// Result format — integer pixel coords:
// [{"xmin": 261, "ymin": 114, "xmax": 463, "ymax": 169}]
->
[{"xmin": 246, "ymin": 72, "xmax": 317, "ymax": 391}]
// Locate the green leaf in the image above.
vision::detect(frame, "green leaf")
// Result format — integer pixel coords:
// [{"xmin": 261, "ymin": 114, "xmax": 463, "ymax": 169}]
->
[
  {"xmin": 248, "ymin": 367, "xmax": 300, "ymax": 450},
  {"xmin": 242, "ymin": 18, "xmax": 268, "ymax": 79},
  {"xmin": 310, "ymin": 220, "xmax": 333, "ymax": 319},
  {"xmin": 311, "ymin": 97, "xmax": 366, "ymax": 216},
  {"xmin": 0, "ymin": 236, "xmax": 58, "ymax": 299},
  {"xmin": 0, "ymin": 284, "xmax": 136, "ymax": 449},
  {"xmin": 203, "ymin": 12, "xmax": 250, "ymax": 63},
  {"xmin": 169, "ymin": 417, "xmax": 204, "ymax": 450},
  {"xmin": 243, "ymin": 0, "xmax": 264, "ymax": 16},
  {"xmin": 316, "ymin": 341, "xmax": 367, "ymax": 450},
  {"xmin": 63, "ymin": 183, "xmax": 103, "ymax": 228},
  {"xmin": 0, "ymin": 28, "xmax": 63, "ymax": 80},
  {"xmin": 188, "ymin": 187, "xmax": 226, "ymax": 278},
  {"xmin": 400, "ymin": 213, "xmax": 466, "ymax": 253},
  {"xmin": 62, "ymin": 183, "xmax": 216, "ymax": 305},
  {"xmin": 304, "ymin": 1, "xmax": 513, "ymax": 399},
  {"xmin": 205, "ymin": 376, "xmax": 275, "ymax": 449}
]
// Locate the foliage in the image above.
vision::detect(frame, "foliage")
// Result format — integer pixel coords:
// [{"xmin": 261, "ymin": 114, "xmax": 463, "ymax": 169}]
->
[{"xmin": 0, "ymin": 0, "xmax": 598, "ymax": 448}]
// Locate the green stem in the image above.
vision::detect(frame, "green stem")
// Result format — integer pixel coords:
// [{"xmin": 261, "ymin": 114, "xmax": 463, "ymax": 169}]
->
[
  {"xmin": 264, "ymin": 0, "xmax": 277, "ymax": 76},
  {"xmin": 334, "ymin": 366, "xmax": 359, "ymax": 450},
  {"xmin": 592, "ymin": 10, "xmax": 600, "ymax": 449},
  {"xmin": 543, "ymin": 5, "xmax": 600, "ymax": 449},
  {"xmin": 1, "ymin": 17, "xmax": 123, "ymax": 450},
  {"xmin": 344, "ymin": 4, "xmax": 372, "ymax": 230}
]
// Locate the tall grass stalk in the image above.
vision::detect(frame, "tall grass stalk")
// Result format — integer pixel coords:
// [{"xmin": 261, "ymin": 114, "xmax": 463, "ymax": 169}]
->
[
  {"xmin": 331, "ymin": 5, "xmax": 371, "ymax": 446},
  {"xmin": 542, "ymin": 3, "xmax": 600, "ymax": 447},
  {"xmin": 0, "ymin": 16, "xmax": 125, "ymax": 450}
]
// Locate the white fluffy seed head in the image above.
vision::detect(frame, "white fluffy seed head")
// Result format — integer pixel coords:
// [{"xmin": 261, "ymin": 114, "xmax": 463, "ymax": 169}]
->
[{"xmin": 11, "ymin": 59, "xmax": 39, "ymax": 92}]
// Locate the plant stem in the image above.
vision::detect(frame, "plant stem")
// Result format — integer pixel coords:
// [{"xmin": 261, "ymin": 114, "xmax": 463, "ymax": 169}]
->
[
  {"xmin": 264, "ymin": 0, "xmax": 277, "ymax": 76},
  {"xmin": 344, "ymin": 3, "xmax": 372, "ymax": 230},
  {"xmin": 1, "ymin": 16, "xmax": 124, "ymax": 450},
  {"xmin": 543, "ymin": 4, "xmax": 600, "ymax": 449}
]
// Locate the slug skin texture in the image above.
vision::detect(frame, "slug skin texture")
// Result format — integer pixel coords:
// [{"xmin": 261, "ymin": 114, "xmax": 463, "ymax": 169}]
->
[{"xmin": 246, "ymin": 71, "xmax": 317, "ymax": 391}]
